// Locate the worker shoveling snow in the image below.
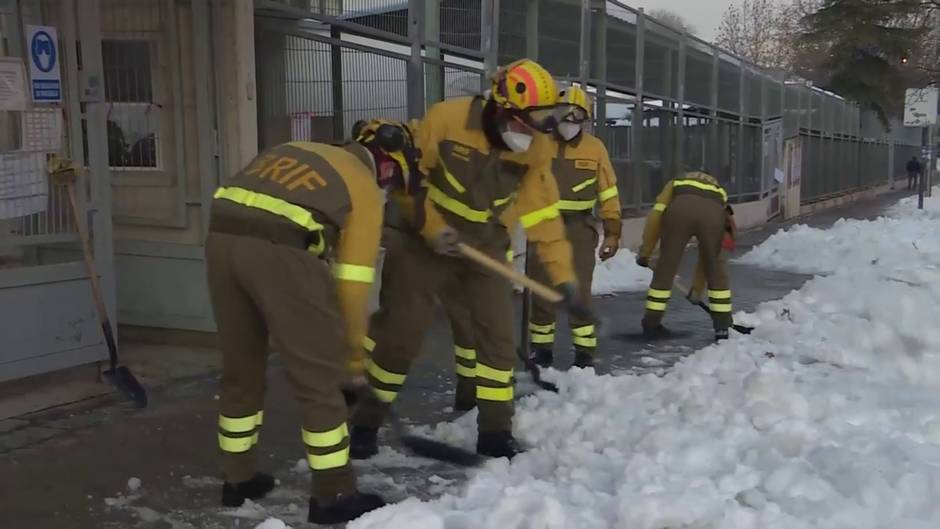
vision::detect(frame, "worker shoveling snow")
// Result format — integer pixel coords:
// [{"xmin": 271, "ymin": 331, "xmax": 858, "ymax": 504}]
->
[{"xmin": 339, "ymin": 193, "xmax": 940, "ymax": 529}]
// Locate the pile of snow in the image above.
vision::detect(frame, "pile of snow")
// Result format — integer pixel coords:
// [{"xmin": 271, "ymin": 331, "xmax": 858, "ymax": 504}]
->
[
  {"xmin": 591, "ymin": 247, "xmax": 652, "ymax": 295},
  {"xmin": 737, "ymin": 194, "xmax": 940, "ymax": 275},
  {"xmin": 350, "ymin": 193, "xmax": 940, "ymax": 528}
]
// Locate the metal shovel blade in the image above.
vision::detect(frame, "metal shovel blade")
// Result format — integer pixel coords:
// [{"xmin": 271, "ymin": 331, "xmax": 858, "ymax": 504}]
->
[{"xmin": 103, "ymin": 365, "xmax": 148, "ymax": 408}]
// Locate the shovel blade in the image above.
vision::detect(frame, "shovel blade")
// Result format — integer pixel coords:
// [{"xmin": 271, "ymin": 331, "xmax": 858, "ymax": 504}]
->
[
  {"xmin": 400, "ymin": 434, "xmax": 484, "ymax": 467},
  {"xmin": 103, "ymin": 366, "xmax": 148, "ymax": 408}
]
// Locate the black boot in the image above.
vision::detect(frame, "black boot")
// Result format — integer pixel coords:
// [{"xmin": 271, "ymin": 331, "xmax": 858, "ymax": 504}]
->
[
  {"xmin": 531, "ymin": 348, "xmax": 553, "ymax": 368},
  {"xmin": 221, "ymin": 472, "xmax": 276, "ymax": 507},
  {"xmin": 572, "ymin": 349, "xmax": 594, "ymax": 369},
  {"xmin": 454, "ymin": 398, "xmax": 477, "ymax": 412},
  {"xmin": 349, "ymin": 426, "xmax": 379, "ymax": 460},
  {"xmin": 715, "ymin": 328, "xmax": 730, "ymax": 341},
  {"xmin": 477, "ymin": 431, "xmax": 526, "ymax": 459},
  {"xmin": 308, "ymin": 492, "xmax": 386, "ymax": 524},
  {"xmin": 642, "ymin": 324, "xmax": 673, "ymax": 340}
]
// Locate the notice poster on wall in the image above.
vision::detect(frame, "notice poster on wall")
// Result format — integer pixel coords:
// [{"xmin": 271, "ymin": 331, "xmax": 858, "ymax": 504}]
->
[
  {"xmin": 21, "ymin": 108, "xmax": 62, "ymax": 152},
  {"xmin": 0, "ymin": 58, "xmax": 27, "ymax": 111},
  {"xmin": 0, "ymin": 151, "xmax": 48, "ymax": 219}
]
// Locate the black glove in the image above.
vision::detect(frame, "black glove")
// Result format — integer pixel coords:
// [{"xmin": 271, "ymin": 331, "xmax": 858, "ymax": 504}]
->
[
  {"xmin": 636, "ymin": 255, "xmax": 650, "ymax": 268},
  {"xmin": 558, "ymin": 282, "xmax": 595, "ymax": 322}
]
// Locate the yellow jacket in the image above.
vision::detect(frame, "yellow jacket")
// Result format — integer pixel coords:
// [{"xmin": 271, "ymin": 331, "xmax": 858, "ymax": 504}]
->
[
  {"xmin": 403, "ymin": 96, "xmax": 575, "ymax": 285},
  {"xmin": 215, "ymin": 141, "xmax": 384, "ymax": 374},
  {"xmin": 551, "ymin": 133, "xmax": 620, "ymax": 222},
  {"xmin": 638, "ymin": 171, "xmax": 727, "ymax": 259}
]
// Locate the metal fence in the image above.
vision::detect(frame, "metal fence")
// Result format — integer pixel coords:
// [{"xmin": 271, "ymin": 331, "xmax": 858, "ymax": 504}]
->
[{"xmin": 255, "ymin": 0, "xmax": 923, "ymax": 209}]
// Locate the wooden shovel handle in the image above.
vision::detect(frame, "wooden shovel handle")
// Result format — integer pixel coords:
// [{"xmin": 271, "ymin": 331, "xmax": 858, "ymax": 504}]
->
[
  {"xmin": 65, "ymin": 181, "xmax": 117, "ymax": 361},
  {"xmin": 457, "ymin": 242, "xmax": 564, "ymax": 304}
]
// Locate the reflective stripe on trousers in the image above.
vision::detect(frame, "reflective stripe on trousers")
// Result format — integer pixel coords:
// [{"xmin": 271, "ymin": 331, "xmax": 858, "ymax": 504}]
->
[
  {"xmin": 475, "ymin": 362, "xmax": 514, "ymax": 402},
  {"xmin": 218, "ymin": 411, "xmax": 264, "ymax": 453},
  {"xmin": 529, "ymin": 322, "xmax": 555, "ymax": 345},
  {"xmin": 646, "ymin": 288, "xmax": 671, "ymax": 312},
  {"xmin": 302, "ymin": 422, "xmax": 351, "ymax": 470}
]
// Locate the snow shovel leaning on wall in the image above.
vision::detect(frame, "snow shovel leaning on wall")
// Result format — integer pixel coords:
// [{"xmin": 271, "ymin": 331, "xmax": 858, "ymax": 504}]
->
[{"xmin": 49, "ymin": 157, "xmax": 148, "ymax": 407}]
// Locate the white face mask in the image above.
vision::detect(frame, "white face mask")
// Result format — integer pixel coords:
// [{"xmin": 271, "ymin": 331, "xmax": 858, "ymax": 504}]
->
[
  {"xmin": 501, "ymin": 130, "xmax": 533, "ymax": 153},
  {"xmin": 558, "ymin": 121, "xmax": 582, "ymax": 141}
]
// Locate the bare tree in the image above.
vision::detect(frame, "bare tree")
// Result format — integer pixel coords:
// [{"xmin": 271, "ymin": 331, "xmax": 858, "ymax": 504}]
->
[
  {"xmin": 715, "ymin": 0, "xmax": 821, "ymax": 70},
  {"xmin": 648, "ymin": 8, "xmax": 697, "ymax": 36}
]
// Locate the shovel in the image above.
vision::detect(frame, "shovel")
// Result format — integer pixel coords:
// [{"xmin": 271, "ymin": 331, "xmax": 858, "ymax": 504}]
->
[
  {"xmin": 458, "ymin": 242, "xmax": 608, "ymax": 392},
  {"xmin": 50, "ymin": 158, "xmax": 148, "ymax": 407},
  {"xmin": 672, "ymin": 278, "xmax": 754, "ymax": 335}
]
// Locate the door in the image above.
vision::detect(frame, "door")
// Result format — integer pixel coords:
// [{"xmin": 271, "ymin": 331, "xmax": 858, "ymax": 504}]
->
[{"xmin": 0, "ymin": 0, "xmax": 113, "ymax": 382}]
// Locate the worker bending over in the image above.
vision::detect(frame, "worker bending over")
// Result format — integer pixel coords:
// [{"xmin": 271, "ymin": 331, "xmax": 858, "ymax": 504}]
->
[
  {"xmin": 205, "ymin": 121, "xmax": 415, "ymax": 523},
  {"xmin": 635, "ymin": 171, "xmax": 732, "ymax": 341}
]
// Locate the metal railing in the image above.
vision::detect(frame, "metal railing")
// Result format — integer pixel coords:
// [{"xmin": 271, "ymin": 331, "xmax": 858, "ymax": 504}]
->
[{"xmin": 255, "ymin": 0, "xmax": 923, "ymax": 210}]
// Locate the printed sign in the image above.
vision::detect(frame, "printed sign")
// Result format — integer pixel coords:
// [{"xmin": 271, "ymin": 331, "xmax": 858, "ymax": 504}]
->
[
  {"xmin": 903, "ymin": 88, "xmax": 938, "ymax": 127},
  {"xmin": 27, "ymin": 25, "xmax": 61, "ymax": 103}
]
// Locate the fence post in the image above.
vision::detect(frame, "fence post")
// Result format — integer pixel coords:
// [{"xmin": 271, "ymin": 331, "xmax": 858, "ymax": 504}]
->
[
  {"xmin": 525, "ymin": 0, "xmax": 538, "ymax": 59},
  {"xmin": 424, "ymin": 0, "xmax": 443, "ymax": 107},
  {"xmin": 592, "ymin": 0, "xmax": 607, "ymax": 143},
  {"xmin": 737, "ymin": 63, "xmax": 745, "ymax": 200},
  {"xmin": 407, "ymin": 0, "xmax": 426, "ymax": 119},
  {"xmin": 709, "ymin": 44, "xmax": 718, "ymax": 178},
  {"xmin": 330, "ymin": 24, "xmax": 344, "ymax": 140},
  {"xmin": 481, "ymin": 0, "xmax": 499, "ymax": 80},
  {"xmin": 676, "ymin": 30, "xmax": 686, "ymax": 176},
  {"xmin": 578, "ymin": 0, "xmax": 590, "ymax": 88},
  {"xmin": 632, "ymin": 8, "xmax": 645, "ymax": 208}
]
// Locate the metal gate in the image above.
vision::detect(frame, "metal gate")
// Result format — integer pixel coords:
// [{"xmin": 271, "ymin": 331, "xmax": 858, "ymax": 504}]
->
[
  {"xmin": 253, "ymin": 0, "xmax": 489, "ymax": 149},
  {"xmin": 0, "ymin": 0, "xmax": 113, "ymax": 382}
]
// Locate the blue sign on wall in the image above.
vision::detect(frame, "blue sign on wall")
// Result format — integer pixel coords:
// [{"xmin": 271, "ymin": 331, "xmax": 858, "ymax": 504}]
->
[{"xmin": 27, "ymin": 25, "xmax": 61, "ymax": 103}]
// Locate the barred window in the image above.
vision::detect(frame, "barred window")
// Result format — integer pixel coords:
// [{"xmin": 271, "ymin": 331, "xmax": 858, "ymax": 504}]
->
[{"xmin": 101, "ymin": 39, "xmax": 159, "ymax": 169}]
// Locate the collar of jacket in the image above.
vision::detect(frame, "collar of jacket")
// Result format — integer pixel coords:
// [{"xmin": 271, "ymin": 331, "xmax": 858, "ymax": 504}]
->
[
  {"xmin": 340, "ymin": 142, "xmax": 376, "ymax": 176},
  {"xmin": 465, "ymin": 96, "xmax": 486, "ymax": 131}
]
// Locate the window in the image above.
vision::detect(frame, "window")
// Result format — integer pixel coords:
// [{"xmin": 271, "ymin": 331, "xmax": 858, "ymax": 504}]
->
[{"xmin": 101, "ymin": 39, "xmax": 159, "ymax": 169}]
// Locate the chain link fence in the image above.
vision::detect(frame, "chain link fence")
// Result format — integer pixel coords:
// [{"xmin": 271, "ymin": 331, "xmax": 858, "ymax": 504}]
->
[{"xmin": 256, "ymin": 0, "xmax": 923, "ymax": 210}]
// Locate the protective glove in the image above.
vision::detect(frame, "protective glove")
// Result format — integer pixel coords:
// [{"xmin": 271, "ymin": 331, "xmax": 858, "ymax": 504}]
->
[
  {"xmin": 635, "ymin": 255, "xmax": 650, "ymax": 269},
  {"xmin": 342, "ymin": 357, "xmax": 369, "ymax": 407},
  {"xmin": 557, "ymin": 282, "xmax": 595, "ymax": 322},
  {"xmin": 599, "ymin": 236, "xmax": 620, "ymax": 261},
  {"xmin": 598, "ymin": 218, "xmax": 621, "ymax": 261},
  {"xmin": 430, "ymin": 226, "xmax": 460, "ymax": 257}
]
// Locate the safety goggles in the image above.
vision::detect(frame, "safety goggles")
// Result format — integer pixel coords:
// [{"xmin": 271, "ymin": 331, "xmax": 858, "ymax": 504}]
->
[
  {"xmin": 511, "ymin": 105, "xmax": 568, "ymax": 134},
  {"xmin": 558, "ymin": 104, "xmax": 590, "ymax": 124}
]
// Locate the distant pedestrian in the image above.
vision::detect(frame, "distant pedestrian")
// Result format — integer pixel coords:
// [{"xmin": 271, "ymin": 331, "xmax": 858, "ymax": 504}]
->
[{"xmin": 907, "ymin": 156, "xmax": 923, "ymax": 190}]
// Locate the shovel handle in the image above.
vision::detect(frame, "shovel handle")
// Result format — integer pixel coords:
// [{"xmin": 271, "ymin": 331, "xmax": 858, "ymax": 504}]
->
[{"xmin": 458, "ymin": 243, "xmax": 564, "ymax": 304}]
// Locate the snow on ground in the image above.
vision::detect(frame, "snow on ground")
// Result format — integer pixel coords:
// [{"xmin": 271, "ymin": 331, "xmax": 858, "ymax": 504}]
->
[
  {"xmin": 348, "ymin": 194, "xmax": 940, "ymax": 529},
  {"xmin": 592, "ymin": 247, "xmax": 652, "ymax": 295},
  {"xmin": 737, "ymin": 188, "xmax": 940, "ymax": 275}
]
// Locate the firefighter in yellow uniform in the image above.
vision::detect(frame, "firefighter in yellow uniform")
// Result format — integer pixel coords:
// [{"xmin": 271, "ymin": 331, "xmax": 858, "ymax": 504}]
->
[
  {"xmin": 205, "ymin": 121, "xmax": 416, "ymax": 524},
  {"xmin": 635, "ymin": 171, "xmax": 732, "ymax": 341},
  {"xmin": 351, "ymin": 59, "xmax": 582, "ymax": 459},
  {"xmin": 528, "ymin": 86, "xmax": 621, "ymax": 369}
]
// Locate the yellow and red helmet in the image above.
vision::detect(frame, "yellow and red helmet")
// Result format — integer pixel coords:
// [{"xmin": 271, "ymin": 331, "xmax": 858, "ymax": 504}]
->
[
  {"xmin": 353, "ymin": 119, "xmax": 418, "ymax": 189},
  {"xmin": 557, "ymin": 85, "xmax": 592, "ymax": 124},
  {"xmin": 490, "ymin": 59, "xmax": 560, "ymax": 133}
]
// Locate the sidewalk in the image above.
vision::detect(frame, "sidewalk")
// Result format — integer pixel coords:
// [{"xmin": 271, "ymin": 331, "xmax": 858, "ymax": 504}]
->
[{"xmin": 0, "ymin": 189, "xmax": 914, "ymax": 529}]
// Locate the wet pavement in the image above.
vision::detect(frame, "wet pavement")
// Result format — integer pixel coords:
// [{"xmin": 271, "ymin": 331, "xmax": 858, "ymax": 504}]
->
[{"xmin": 0, "ymin": 189, "xmax": 913, "ymax": 529}]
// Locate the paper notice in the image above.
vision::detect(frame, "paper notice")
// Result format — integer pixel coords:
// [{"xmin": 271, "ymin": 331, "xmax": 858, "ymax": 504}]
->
[
  {"xmin": 0, "ymin": 58, "xmax": 27, "ymax": 111},
  {"xmin": 21, "ymin": 108, "xmax": 62, "ymax": 152}
]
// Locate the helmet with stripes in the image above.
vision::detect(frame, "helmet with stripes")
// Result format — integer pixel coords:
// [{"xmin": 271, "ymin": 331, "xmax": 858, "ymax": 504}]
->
[{"xmin": 489, "ymin": 59, "xmax": 560, "ymax": 134}]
